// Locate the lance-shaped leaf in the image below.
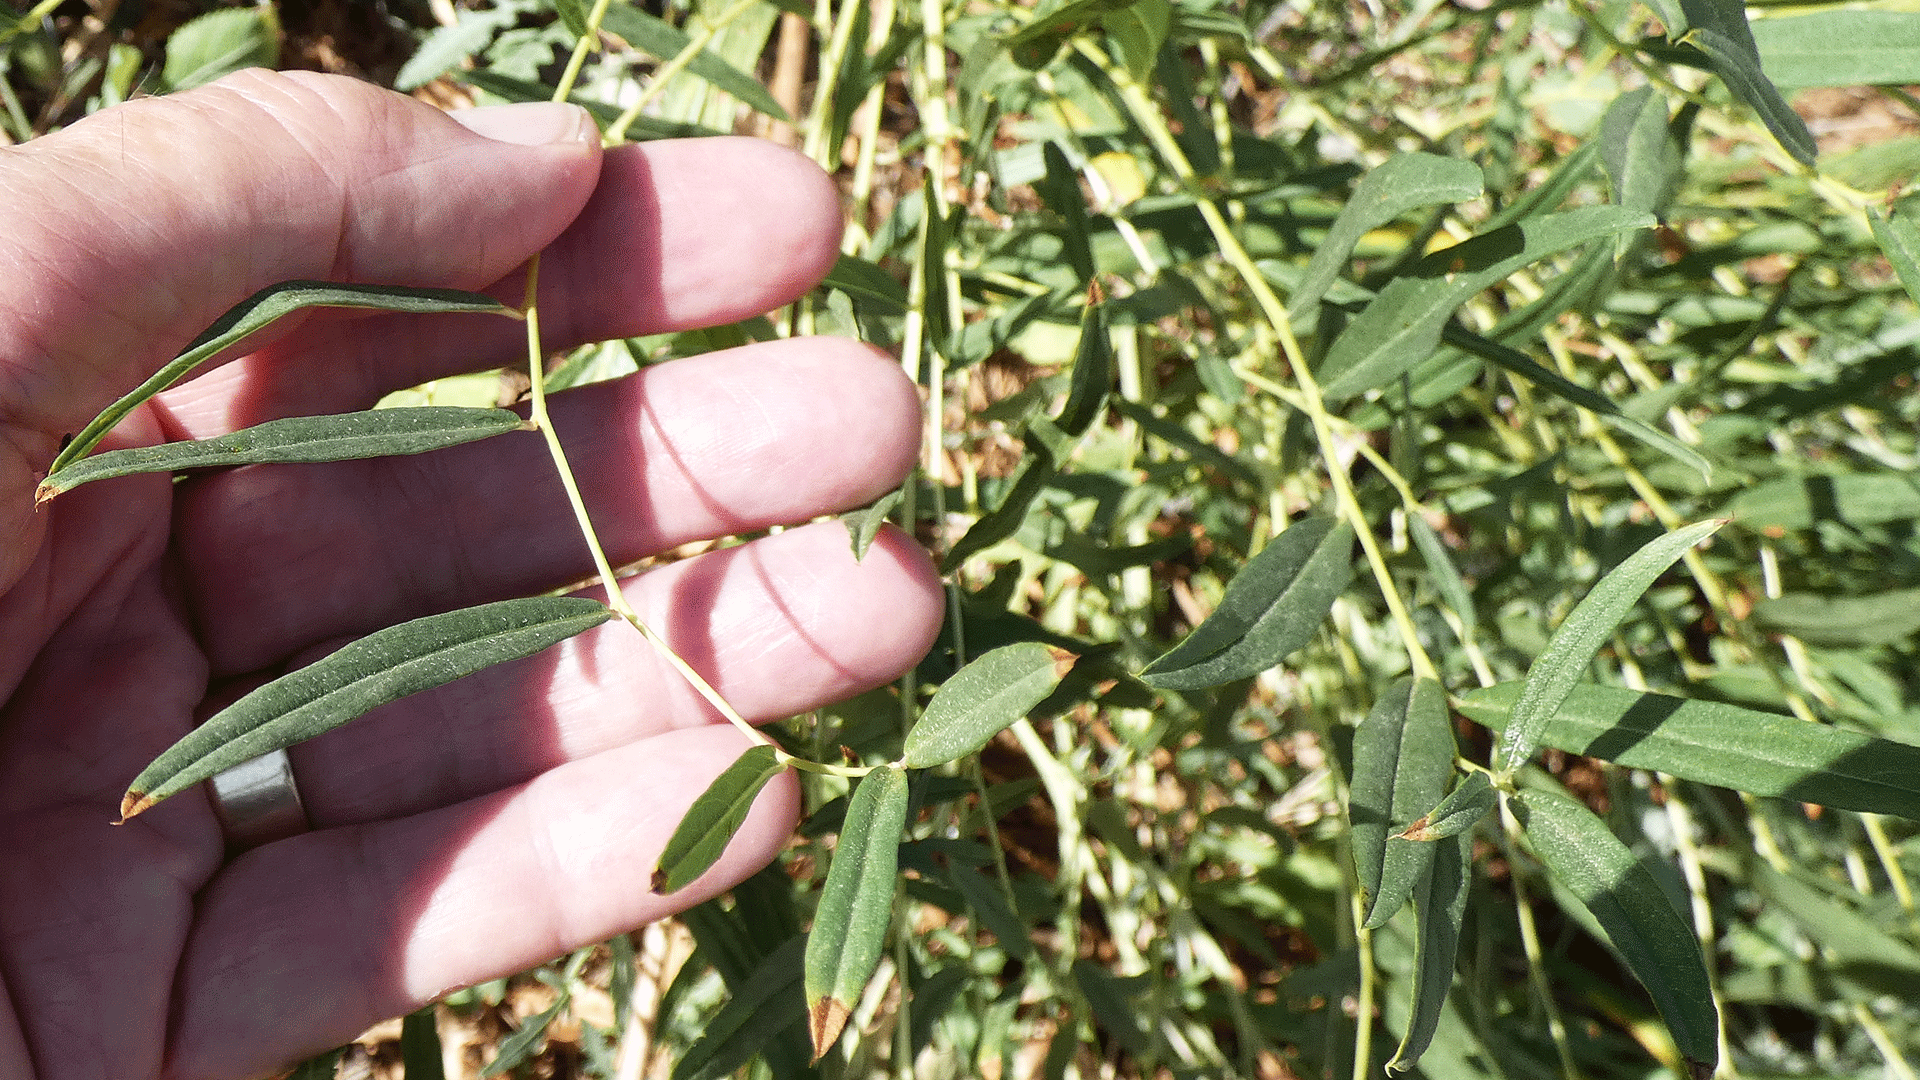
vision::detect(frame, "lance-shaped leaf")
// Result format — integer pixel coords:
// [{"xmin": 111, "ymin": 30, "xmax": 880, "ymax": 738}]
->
[
  {"xmin": 1751, "ymin": 11, "xmax": 1920, "ymax": 89},
  {"xmin": 821, "ymin": 253, "xmax": 909, "ymax": 310},
  {"xmin": 400, "ymin": 1008, "xmax": 446, "ymax": 1080},
  {"xmin": 39, "ymin": 407, "xmax": 529, "ymax": 501},
  {"xmin": 1600, "ymin": 87, "xmax": 1682, "ymax": 217},
  {"xmin": 1516, "ymin": 788, "xmax": 1719, "ymax": 1073},
  {"xmin": 1317, "ymin": 206, "xmax": 1654, "ymax": 402},
  {"xmin": 51, "ymin": 281, "xmax": 515, "ymax": 476},
  {"xmin": 482, "ymin": 988, "xmax": 571, "ymax": 1077},
  {"xmin": 1459, "ymin": 682, "xmax": 1920, "ymax": 822},
  {"xmin": 552, "ymin": 0, "xmax": 590, "ymax": 38},
  {"xmin": 1396, "ymin": 772, "xmax": 1496, "ymax": 842},
  {"xmin": 1054, "ymin": 300, "xmax": 1113, "ymax": 437},
  {"xmin": 675, "ymin": 936, "xmax": 808, "ymax": 1080},
  {"xmin": 1287, "ymin": 152, "xmax": 1485, "ymax": 321},
  {"xmin": 1407, "ymin": 515, "xmax": 1476, "ymax": 637},
  {"xmin": 1678, "ymin": 0, "xmax": 1816, "ymax": 165},
  {"xmin": 1349, "ymin": 677, "xmax": 1455, "ymax": 929},
  {"xmin": 1870, "ymin": 210, "xmax": 1920, "ymax": 311},
  {"xmin": 599, "ymin": 3, "xmax": 792, "ymax": 121},
  {"xmin": 120, "ymin": 597, "xmax": 613, "ymax": 820},
  {"xmin": 655, "ymin": 745, "xmax": 788, "ymax": 895},
  {"xmin": 843, "ymin": 489, "xmax": 904, "ymax": 561},
  {"xmin": 1141, "ymin": 517, "xmax": 1353, "ymax": 690},
  {"xmin": 942, "ymin": 435, "xmax": 1056, "ymax": 571},
  {"xmin": 1753, "ymin": 588, "xmax": 1920, "ymax": 647},
  {"xmin": 902, "ymin": 643, "xmax": 1076, "ymax": 768},
  {"xmin": 1385, "ymin": 831, "xmax": 1472, "ymax": 1075},
  {"xmin": 805, "ymin": 765, "xmax": 909, "ymax": 1059},
  {"xmin": 1495, "ymin": 519, "xmax": 1723, "ymax": 775}
]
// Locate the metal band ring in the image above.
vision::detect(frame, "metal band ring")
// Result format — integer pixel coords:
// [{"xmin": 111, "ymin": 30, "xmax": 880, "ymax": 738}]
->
[{"xmin": 208, "ymin": 747, "xmax": 310, "ymax": 849}]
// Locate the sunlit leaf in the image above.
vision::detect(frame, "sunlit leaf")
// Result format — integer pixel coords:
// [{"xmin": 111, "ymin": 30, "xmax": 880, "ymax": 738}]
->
[
  {"xmin": 821, "ymin": 253, "xmax": 909, "ymax": 309},
  {"xmin": 1599, "ymin": 86, "xmax": 1680, "ymax": 216},
  {"xmin": 805, "ymin": 765, "xmax": 908, "ymax": 1059},
  {"xmin": 1141, "ymin": 516, "xmax": 1354, "ymax": 690},
  {"xmin": 902, "ymin": 643, "xmax": 1075, "ymax": 768},
  {"xmin": 1287, "ymin": 152, "xmax": 1485, "ymax": 321},
  {"xmin": 51, "ymin": 281, "xmax": 515, "ymax": 477},
  {"xmin": 1397, "ymin": 772, "xmax": 1496, "ymax": 843},
  {"xmin": 1385, "ymin": 832, "xmax": 1471, "ymax": 1075},
  {"xmin": 39, "ymin": 407, "xmax": 529, "ymax": 501},
  {"xmin": 1349, "ymin": 677, "xmax": 1455, "ymax": 929},
  {"xmin": 1517, "ymin": 788, "xmax": 1719, "ymax": 1073},
  {"xmin": 1870, "ymin": 210, "xmax": 1920, "ymax": 311},
  {"xmin": 553, "ymin": 0, "xmax": 590, "ymax": 39},
  {"xmin": 655, "ymin": 745, "xmax": 787, "ymax": 895},
  {"xmin": 1678, "ymin": 0, "xmax": 1816, "ymax": 165},
  {"xmin": 843, "ymin": 489, "xmax": 904, "ymax": 561},
  {"xmin": 120, "ymin": 597, "xmax": 613, "ymax": 820},
  {"xmin": 599, "ymin": 3, "xmax": 793, "ymax": 121},
  {"xmin": 1495, "ymin": 519, "xmax": 1723, "ymax": 775},
  {"xmin": 1462, "ymin": 682, "xmax": 1920, "ymax": 822},
  {"xmin": 481, "ymin": 989, "xmax": 571, "ymax": 1077},
  {"xmin": 1750, "ymin": 11, "xmax": 1920, "ymax": 88},
  {"xmin": 1724, "ymin": 469, "xmax": 1920, "ymax": 531},
  {"xmin": 161, "ymin": 5, "xmax": 279, "ymax": 92},
  {"xmin": 1318, "ymin": 207, "xmax": 1654, "ymax": 402},
  {"xmin": 1055, "ymin": 299, "xmax": 1113, "ymax": 436},
  {"xmin": 943, "ymin": 435, "xmax": 1056, "ymax": 570},
  {"xmin": 1753, "ymin": 588, "xmax": 1920, "ymax": 647}
]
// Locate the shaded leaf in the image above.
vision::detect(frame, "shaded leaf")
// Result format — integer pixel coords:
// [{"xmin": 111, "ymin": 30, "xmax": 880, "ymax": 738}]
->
[
  {"xmin": 902, "ymin": 643, "xmax": 1075, "ymax": 768},
  {"xmin": 1319, "ymin": 207, "xmax": 1655, "ymax": 402},
  {"xmin": 1397, "ymin": 772, "xmax": 1496, "ymax": 842},
  {"xmin": 1101, "ymin": 0, "xmax": 1171, "ymax": 82},
  {"xmin": 943, "ymin": 435, "xmax": 1056, "ymax": 570},
  {"xmin": 843, "ymin": 489, "xmax": 905, "ymax": 561},
  {"xmin": 1461, "ymin": 682, "xmax": 1920, "ymax": 823},
  {"xmin": 1516, "ymin": 788, "xmax": 1719, "ymax": 1072},
  {"xmin": 1724, "ymin": 469, "xmax": 1920, "ymax": 531},
  {"xmin": 162, "ymin": 5, "xmax": 279, "ymax": 92},
  {"xmin": 51, "ymin": 281, "xmax": 515, "ymax": 477},
  {"xmin": 1750, "ymin": 863, "xmax": 1920, "ymax": 978},
  {"xmin": 1751, "ymin": 11, "xmax": 1920, "ymax": 88},
  {"xmin": 553, "ymin": 0, "xmax": 590, "ymax": 39},
  {"xmin": 1870, "ymin": 210, "xmax": 1920, "ymax": 311},
  {"xmin": 39, "ymin": 407, "xmax": 529, "ymax": 501},
  {"xmin": 400, "ymin": 1009, "xmax": 445, "ymax": 1080},
  {"xmin": 945, "ymin": 864, "xmax": 1034, "ymax": 960},
  {"xmin": 1678, "ymin": 0, "xmax": 1816, "ymax": 165},
  {"xmin": 1055, "ymin": 300, "xmax": 1113, "ymax": 436},
  {"xmin": 121, "ymin": 597, "xmax": 614, "ymax": 820},
  {"xmin": 287, "ymin": 1049, "xmax": 344, "ymax": 1080},
  {"xmin": 1141, "ymin": 517, "xmax": 1354, "ymax": 690},
  {"xmin": 481, "ymin": 990, "xmax": 571, "ymax": 1077},
  {"xmin": 655, "ymin": 745, "xmax": 787, "ymax": 894},
  {"xmin": 674, "ymin": 936, "xmax": 808, "ymax": 1080},
  {"xmin": 1753, "ymin": 589, "xmax": 1920, "ymax": 647},
  {"xmin": 1349, "ymin": 677, "xmax": 1455, "ymax": 929},
  {"xmin": 1495, "ymin": 519, "xmax": 1723, "ymax": 774},
  {"xmin": 805, "ymin": 765, "xmax": 909, "ymax": 1059},
  {"xmin": 822, "ymin": 253, "xmax": 909, "ymax": 309},
  {"xmin": 600, "ymin": 3, "xmax": 793, "ymax": 121},
  {"xmin": 1385, "ymin": 832, "xmax": 1472, "ymax": 1075},
  {"xmin": 1408, "ymin": 514, "xmax": 1476, "ymax": 637},
  {"xmin": 1288, "ymin": 153, "xmax": 1485, "ymax": 321},
  {"xmin": 1599, "ymin": 86, "xmax": 1680, "ymax": 217},
  {"xmin": 1072, "ymin": 961, "xmax": 1152, "ymax": 1057}
]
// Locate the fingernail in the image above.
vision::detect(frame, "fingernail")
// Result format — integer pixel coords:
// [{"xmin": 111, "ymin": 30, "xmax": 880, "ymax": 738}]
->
[{"xmin": 451, "ymin": 102, "xmax": 595, "ymax": 146}]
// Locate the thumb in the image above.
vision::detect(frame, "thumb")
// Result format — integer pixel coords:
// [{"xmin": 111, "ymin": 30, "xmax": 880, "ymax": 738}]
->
[{"xmin": 0, "ymin": 69, "xmax": 601, "ymax": 444}]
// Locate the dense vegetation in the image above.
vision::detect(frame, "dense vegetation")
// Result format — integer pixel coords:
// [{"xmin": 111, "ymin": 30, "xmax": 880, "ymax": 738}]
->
[{"xmin": 9, "ymin": 0, "xmax": 1920, "ymax": 1077}]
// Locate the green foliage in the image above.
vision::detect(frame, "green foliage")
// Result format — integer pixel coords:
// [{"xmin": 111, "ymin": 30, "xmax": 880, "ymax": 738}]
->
[{"xmin": 19, "ymin": 0, "xmax": 1920, "ymax": 1076}]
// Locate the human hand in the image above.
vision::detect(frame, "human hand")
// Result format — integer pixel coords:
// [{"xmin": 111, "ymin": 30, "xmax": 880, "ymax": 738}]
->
[{"xmin": 0, "ymin": 70, "xmax": 942, "ymax": 1080}]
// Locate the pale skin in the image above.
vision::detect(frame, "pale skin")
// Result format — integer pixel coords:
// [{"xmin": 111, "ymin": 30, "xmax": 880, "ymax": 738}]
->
[{"xmin": 0, "ymin": 69, "xmax": 944, "ymax": 1080}]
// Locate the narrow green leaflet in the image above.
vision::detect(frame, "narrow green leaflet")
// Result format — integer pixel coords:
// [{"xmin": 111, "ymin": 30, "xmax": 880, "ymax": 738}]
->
[
  {"xmin": 654, "ymin": 745, "xmax": 787, "ymax": 895},
  {"xmin": 1286, "ymin": 152, "xmax": 1485, "ymax": 321},
  {"xmin": 1480, "ymin": 139, "xmax": 1598, "ymax": 232},
  {"xmin": 1751, "ymin": 863, "xmax": 1920, "ymax": 978},
  {"xmin": 1100, "ymin": 0, "xmax": 1171, "ymax": 82},
  {"xmin": 1141, "ymin": 517, "xmax": 1354, "ymax": 690},
  {"xmin": 39, "ymin": 407, "xmax": 529, "ymax": 501},
  {"xmin": 599, "ymin": 3, "xmax": 792, "ymax": 121},
  {"xmin": 400, "ymin": 1009, "xmax": 446, "ymax": 1080},
  {"xmin": 1385, "ymin": 832, "xmax": 1472, "ymax": 1075},
  {"xmin": 553, "ymin": 0, "xmax": 591, "ymax": 39},
  {"xmin": 843, "ymin": 489, "xmax": 904, "ymax": 561},
  {"xmin": 822, "ymin": 253, "xmax": 910, "ymax": 309},
  {"xmin": 1462, "ymin": 682, "xmax": 1920, "ymax": 822},
  {"xmin": 1348, "ymin": 677, "xmax": 1455, "ymax": 929},
  {"xmin": 1724, "ymin": 469, "xmax": 1920, "ymax": 531},
  {"xmin": 481, "ymin": 989, "xmax": 571, "ymax": 1077},
  {"xmin": 805, "ymin": 765, "xmax": 909, "ymax": 1060},
  {"xmin": 286, "ymin": 1049, "xmax": 344, "ymax": 1080},
  {"xmin": 1678, "ymin": 0, "xmax": 1816, "ymax": 165},
  {"xmin": 1751, "ymin": 11, "xmax": 1920, "ymax": 88},
  {"xmin": 901, "ymin": 643, "xmax": 1076, "ymax": 768},
  {"xmin": 1055, "ymin": 300, "xmax": 1113, "ymax": 436},
  {"xmin": 1494, "ymin": 519, "xmax": 1723, "ymax": 775},
  {"xmin": 1516, "ymin": 789, "xmax": 1719, "ymax": 1072},
  {"xmin": 120, "ymin": 597, "xmax": 613, "ymax": 820},
  {"xmin": 674, "ymin": 936, "xmax": 808, "ymax": 1080},
  {"xmin": 1599, "ymin": 87, "xmax": 1680, "ymax": 217},
  {"xmin": 942, "ymin": 436, "xmax": 1057, "ymax": 571},
  {"xmin": 1870, "ymin": 211, "xmax": 1920, "ymax": 311},
  {"xmin": 1753, "ymin": 588, "xmax": 1920, "ymax": 647},
  {"xmin": 1408, "ymin": 514, "xmax": 1476, "ymax": 637},
  {"xmin": 1397, "ymin": 772, "xmax": 1496, "ymax": 842},
  {"xmin": 51, "ymin": 281, "xmax": 516, "ymax": 476},
  {"xmin": 1318, "ymin": 206, "xmax": 1654, "ymax": 402}
]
